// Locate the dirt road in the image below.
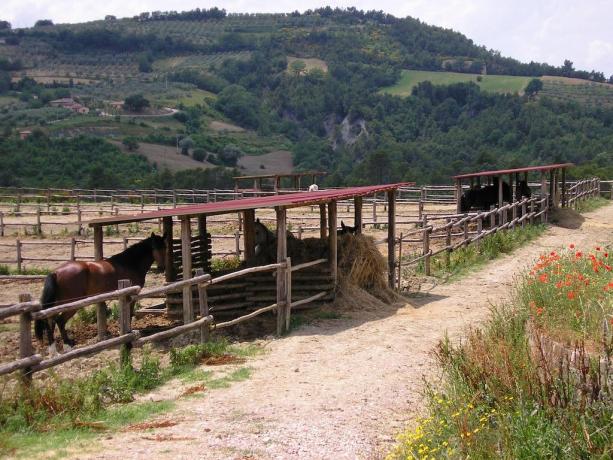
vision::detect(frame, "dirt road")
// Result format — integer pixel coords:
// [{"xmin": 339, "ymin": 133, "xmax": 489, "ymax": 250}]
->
[{"xmin": 77, "ymin": 204, "xmax": 613, "ymax": 460}]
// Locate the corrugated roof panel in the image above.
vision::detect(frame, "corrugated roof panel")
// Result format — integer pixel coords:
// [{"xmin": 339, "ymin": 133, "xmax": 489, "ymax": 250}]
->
[
  {"xmin": 453, "ymin": 163, "xmax": 574, "ymax": 180},
  {"xmin": 88, "ymin": 182, "xmax": 414, "ymax": 227}
]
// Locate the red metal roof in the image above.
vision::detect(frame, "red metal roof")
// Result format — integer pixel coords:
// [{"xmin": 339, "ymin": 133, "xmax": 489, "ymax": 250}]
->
[
  {"xmin": 88, "ymin": 183, "xmax": 413, "ymax": 227},
  {"xmin": 453, "ymin": 163, "xmax": 574, "ymax": 180}
]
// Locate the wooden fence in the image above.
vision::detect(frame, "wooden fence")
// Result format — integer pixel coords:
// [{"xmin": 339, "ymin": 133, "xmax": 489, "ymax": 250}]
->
[
  {"xmin": 392, "ymin": 177, "xmax": 601, "ymax": 283},
  {"xmin": 0, "ymin": 255, "xmax": 329, "ymax": 384}
]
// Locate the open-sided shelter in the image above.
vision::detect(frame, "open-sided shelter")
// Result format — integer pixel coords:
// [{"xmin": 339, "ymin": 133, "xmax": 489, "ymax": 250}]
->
[
  {"xmin": 89, "ymin": 183, "xmax": 410, "ymax": 326},
  {"xmin": 233, "ymin": 171, "xmax": 327, "ymax": 193},
  {"xmin": 452, "ymin": 163, "xmax": 574, "ymax": 213}
]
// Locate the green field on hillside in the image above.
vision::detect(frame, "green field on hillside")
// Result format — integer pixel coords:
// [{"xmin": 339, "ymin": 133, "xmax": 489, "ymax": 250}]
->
[{"xmin": 381, "ymin": 70, "xmax": 532, "ymax": 96}]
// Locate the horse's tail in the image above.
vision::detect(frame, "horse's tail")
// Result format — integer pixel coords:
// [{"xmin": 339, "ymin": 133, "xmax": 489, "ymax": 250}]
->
[{"xmin": 35, "ymin": 273, "xmax": 57, "ymax": 341}]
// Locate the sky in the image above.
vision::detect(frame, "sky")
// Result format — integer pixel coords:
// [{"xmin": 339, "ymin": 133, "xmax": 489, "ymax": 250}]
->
[{"xmin": 3, "ymin": 0, "xmax": 613, "ymax": 76}]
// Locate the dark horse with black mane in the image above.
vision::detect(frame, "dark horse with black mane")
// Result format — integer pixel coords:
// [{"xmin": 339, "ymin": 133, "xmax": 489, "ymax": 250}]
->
[
  {"xmin": 460, "ymin": 178, "xmax": 531, "ymax": 212},
  {"xmin": 36, "ymin": 233, "xmax": 166, "ymax": 354}
]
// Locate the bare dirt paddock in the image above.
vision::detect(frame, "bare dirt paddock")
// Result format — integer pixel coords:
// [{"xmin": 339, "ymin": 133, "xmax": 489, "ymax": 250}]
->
[{"xmin": 39, "ymin": 204, "xmax": 608, "ymax": 459}]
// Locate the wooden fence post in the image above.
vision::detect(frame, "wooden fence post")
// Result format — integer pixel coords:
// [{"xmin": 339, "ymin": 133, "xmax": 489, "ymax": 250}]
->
[
  {"xmin": 512, "ymin": 201, "xmax": 517, "ymax": 230},
  {"xmin": 77, "ymin": 209, "xmax": 83, "ymax": 235},
  {"xmin": 93, "ymin": 225, "xmax": 106, "ymax": 340},
  {"xmin": 463, "ymin": 217, "xmax": 469, "ymax": 247},
  {"xmin": 276, "ymin": 207, "xmax": 288, "ymax": 336},
  {"xmin": 521, "ymin": 201, "xmax": 527, "ymax": 228},
  {"xmin": 70, "ymin": 237, "xmax": 76, "ymax": 261},
  {"xmin": 372, "ymin": 199, "xmax": 377, "ymax": 223},
  {"xmin": 423, "ymin": 215, "xmax": 430, "ymax": 276},
  {"xmin": 490, "ymin": 205, "xmax": 496, "ymax": 229},
  {"xmin": 180, "ymin": 216, "xmax": 194, "ymax": 324},
  {"xmin": 529, "ymin": 199, "xmax": 535, "ymax": 225},
  {"xmin": 16, "ymin": 239, "xmax": 22, "ymax": 273},
  {"xmin": 36, "ymin": 208, "xmax": 41, "ymax": 235},
  {"xmin": 19, "ymin": 293, "xmax": 34, "ymax": 385},
  {"xmin": 328, "ymin": 202, "xmax": 338, "ymax": 286},
  {"xmin": 354, "ymin": 196, "xmax": 363, "ymax": 234},
  {"xmin": 387, "ymin": 190, "xmax": 396, "ymax": 289},
  {"xmin": 118, "ymin": 279, "xmax": 132, "ymax": 367},
  {"xmin": 195, "ymin": 268, "xmax": 209, "ymax": 344},
  {"xmin": 397, "ymin": 232, "xmax": 403, "ymax": 290},
  {"xmin": 445, "ymin": 219, "xmax": 451, "ymax": 269},
  {"xmin": 476, "ymin": 213, "xmax": 482, "ymax": 249},
  {"xmin": 0, "ymin": 211, "xmax": 4, "ymax": 237},
  {"xmin": 234, "ymin": 231, "xmax": 240, "ymax": 257}
]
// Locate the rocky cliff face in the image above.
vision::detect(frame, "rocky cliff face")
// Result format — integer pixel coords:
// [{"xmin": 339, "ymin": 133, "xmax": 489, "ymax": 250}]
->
[{"xmin": 324, "ymin": 114, "xmax": 368, "ymax": 150}]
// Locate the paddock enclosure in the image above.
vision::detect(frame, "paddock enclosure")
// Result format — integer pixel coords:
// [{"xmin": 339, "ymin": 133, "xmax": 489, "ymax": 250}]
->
[{"xmin": 0, "ymin": 168, "xmax": 607, "ymax": 384}]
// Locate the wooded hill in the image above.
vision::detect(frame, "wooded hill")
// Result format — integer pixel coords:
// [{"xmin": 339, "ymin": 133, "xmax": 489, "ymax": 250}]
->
[{"xmin": 0, "ymin": 7, "xmax": 612, "ymax": 187}]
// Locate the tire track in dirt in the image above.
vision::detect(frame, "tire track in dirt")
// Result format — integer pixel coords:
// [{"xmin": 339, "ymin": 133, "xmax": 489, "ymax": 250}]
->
[{"xmin": 75, "ymin": 204, "xmax": 613, "ymax": 460}]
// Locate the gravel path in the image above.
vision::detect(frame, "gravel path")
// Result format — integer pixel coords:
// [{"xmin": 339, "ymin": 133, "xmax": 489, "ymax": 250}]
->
[{"xmin": 75, "ymin": 204, "xmax": 613, "ymax": 460}]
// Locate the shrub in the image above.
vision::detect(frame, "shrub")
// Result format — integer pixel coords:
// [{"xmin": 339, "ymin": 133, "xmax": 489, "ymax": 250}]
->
[{"xmin": 192, "ymin": 148, "xmax": 207, "ymax": 162}]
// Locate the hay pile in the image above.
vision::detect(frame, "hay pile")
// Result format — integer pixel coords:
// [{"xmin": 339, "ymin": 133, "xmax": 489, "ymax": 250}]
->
[{"xmin": 338, "ymin": 234, "xmax": 398, "ymax": 303}]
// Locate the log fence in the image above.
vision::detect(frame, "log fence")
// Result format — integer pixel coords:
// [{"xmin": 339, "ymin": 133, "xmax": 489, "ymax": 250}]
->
[{"xmin": 0, "ymin": 252, "xmax": 330, "ymax": 384}]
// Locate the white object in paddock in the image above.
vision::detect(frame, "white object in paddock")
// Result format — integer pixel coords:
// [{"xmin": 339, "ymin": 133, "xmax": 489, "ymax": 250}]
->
[{"xmin": 308, "ymin": 184, "xmax": 319, "ymax": 192}]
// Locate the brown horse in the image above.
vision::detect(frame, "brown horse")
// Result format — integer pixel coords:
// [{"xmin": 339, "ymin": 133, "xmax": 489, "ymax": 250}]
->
[{"xmin": 35, "ymin": 233, "xmax": 166, "ymax": 354}]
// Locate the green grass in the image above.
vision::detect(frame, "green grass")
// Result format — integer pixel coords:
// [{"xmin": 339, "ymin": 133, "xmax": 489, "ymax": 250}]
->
[
  {"xmin": 414, "ymin": 224, "xmax": 547, "ymax": 280},
  {"xmin": 0, "ymin": 338, "xmax": 261, "ymax": 458},
  {"xmin": 381, "ymin": 70, "xmax": 532, "ymax": 96},
  {"xmin": 575, "ymin": 196, "xmax": 610, "ymax": 213},
  {"xmin": 0, "ymin": 265, "xmax": 51, "ymax": 276},
  {"xmin": 388, "ymin": 245, "xmax": 613, "ymax": 459}
]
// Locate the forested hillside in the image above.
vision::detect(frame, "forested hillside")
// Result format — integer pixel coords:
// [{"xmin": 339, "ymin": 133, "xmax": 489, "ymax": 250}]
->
[{"xmin": 0, "ymin": 7, "xmax": 612, "ymax": 187}]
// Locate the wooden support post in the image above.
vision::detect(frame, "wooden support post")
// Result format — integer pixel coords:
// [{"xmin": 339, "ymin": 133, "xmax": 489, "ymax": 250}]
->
[
  {"xmin": 387, "ymin": 190, "xmax": 396, "ymax": 289},
  {"xmin": 93, "ymin": 225, "xmax": 106, "ymax": 341},
  {"xmin": 163, "ymin": 217, "xmax": 175, "ymax": 282},
  {"xmin": 490, "ymin": 205, "xmax": 496, "ymax": 229},
  {"xmin": 509, "ymin": 174, "xmax": 514, "ymax": 203},
  {"xmin": 423, "ymin": 215, "xmax": 430, "ymax": 276},
  {"xmin": 542, "ymin": 195, "xmax": 548, "ymax": 223},
  {"xmin": 529, "ymin": 199, "xmax": 535, "ymax": 225},
  {"xmin": 0, "ymin": 211, "xmax": 4, "ymax": 237},
  {"xmin": 243, "ymin": 209, "xmax": 256, "ymax": 261},
  {"xmin": 118, "ymin": 279, "xmax": 132, "ymax": 368},
  {"xmin": 455, "ymin": 179, "xmax": 462, "ymax": 214},
  {"xmin": 123, "ymin": 237, "xmax": 128, "ymax": 251},
  {"xmin": 19, "ymin": 293, "xmax": 34, "ymax": 385},
  {"xmin": 549, "ymin": 170, "xmax": 555, "ymax": 208},
  {"xmin": 372, "ymin": 199, "xmax": 377, "ymax": 223},
  {"xmin": 197, "ymin": 215, "xmax": 207, "ymax": 272},
  {"xmin": 512, "ymin": 201, "xmax": 518, "ymax": 229},
  {"xmin": 540, "ymin": 171, "xmax": 547, "ymax": 202},
  {"xmin": 463, "ymin": 219, "xmax": 469, "ymax": 247},
  {"xmin": 498, "ymin": 176, "xmax": 503, "ymax": 207},
  {"xmin": 180, "ymin": 216, "xmax": 193, "ymax": 324},
  {"xmin": 328, "ymin": 202, "xmax": 337, "ymax": 286},
  {"xmin": 275, "ymin": 207, "xmax": 288, "ymax": 336},
  {"xmin": 354, "ymin": 196, "xmax": 363, "ymax": 233},
  {"xmin": 319, "ymin": 204, "xmax": 327, "ymax": 239},
  {"xmin": 521, "ymin": 201, "xmax": 527, "ymax": 228},
  {"xmin": 195, "ymin": 268, "xmax": 209, "ymax": 344},
  {"xmin": 70, "ymin": 237, "xmax": 76, "ymax": 261},
  {"xmin": 234, "ymin": 231, "xmax": 240, "ymax": 257}
]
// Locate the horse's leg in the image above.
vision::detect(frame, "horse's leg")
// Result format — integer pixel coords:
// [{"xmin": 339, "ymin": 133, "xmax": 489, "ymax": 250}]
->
[
  {"xmin": 46, "ymin": 318, "xmax": 58, "ymax": 355},
  {"xmin": 56, "ymin": 314, "xmax": 75, "ymax": 352}
]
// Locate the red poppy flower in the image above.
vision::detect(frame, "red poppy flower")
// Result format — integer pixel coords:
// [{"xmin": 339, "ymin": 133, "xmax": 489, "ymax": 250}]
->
[{"xmin": 567, "ymin": 291, "xmax": 576, "ymax": 300}]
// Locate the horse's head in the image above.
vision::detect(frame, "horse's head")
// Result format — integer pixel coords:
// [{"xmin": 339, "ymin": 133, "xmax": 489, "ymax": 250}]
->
[
  {"xmin": 460, "ymin": 192, "xmax": 471, "ymax": 212},
  {"xmin": 254, "ymin": 218, "xmax": 274, "ymax": 246},
  {"xmin": 518, "ymin": 180, "xmax": 532, "ymax": 198},
  {"xmin": 338, "ymin": 220, "xmax": 357, "ymax": 236},
  {"xmin": 150, "ymin": 232, "xmax": 166, "ymax": 271}
]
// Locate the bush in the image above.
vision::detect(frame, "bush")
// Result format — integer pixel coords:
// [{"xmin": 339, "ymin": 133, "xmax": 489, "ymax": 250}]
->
[
  {"xmin": 218, "ymin": 144, "xmax": 243, "ymax": 166},
  {"xmin": 192, "ymin": 148, "xmax": 207, "ymax": 162}
]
